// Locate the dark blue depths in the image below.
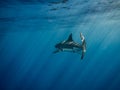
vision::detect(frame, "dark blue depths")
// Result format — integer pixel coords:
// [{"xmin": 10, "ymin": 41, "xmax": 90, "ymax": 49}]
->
[{"xmin": 0, "ymin": 0, "xmax": 120, "ymax": 90}]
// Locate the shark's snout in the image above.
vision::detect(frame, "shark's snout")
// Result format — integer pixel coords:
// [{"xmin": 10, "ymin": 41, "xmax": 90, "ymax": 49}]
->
[
  {"xmin": 55, "ymin": 44, "xmax": 58, "ymax": 48},
  {"xmin": 55, "ymin": 44, "xmax": 59, "ymax": 48},
  {"xmin": 55, "ymin": 42, "xmax": 62, "ymax": 48}
]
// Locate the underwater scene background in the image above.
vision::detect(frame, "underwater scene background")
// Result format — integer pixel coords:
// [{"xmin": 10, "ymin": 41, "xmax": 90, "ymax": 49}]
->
[{"xmin": 0, "ymin": 0, "xmax": 120, "ymax": 90}]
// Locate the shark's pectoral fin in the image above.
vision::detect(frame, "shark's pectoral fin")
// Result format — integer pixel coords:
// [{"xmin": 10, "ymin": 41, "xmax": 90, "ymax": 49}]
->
[
  {"xmin": 59, "ymin": 48, "xmax": 63, "ymax": 51},
  {"xmin": 53, "ymin": 49, "xmax": 60, "ymax": 54}
]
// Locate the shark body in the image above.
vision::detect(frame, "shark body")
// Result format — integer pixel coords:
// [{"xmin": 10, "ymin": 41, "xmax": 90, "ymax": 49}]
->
[{"xmin": 53, "ymin": 33, "xmax": 86, "ymax": 59}]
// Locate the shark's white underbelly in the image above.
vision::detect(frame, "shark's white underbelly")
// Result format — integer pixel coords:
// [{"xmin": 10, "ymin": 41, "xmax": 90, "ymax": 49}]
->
[
  {"xmin": 63, "ymin": 48, "xmax": 73, "ymax": 52},
  {"xmin": 62, "ymin": 48, "xmax": 82, "ymax": 53}
]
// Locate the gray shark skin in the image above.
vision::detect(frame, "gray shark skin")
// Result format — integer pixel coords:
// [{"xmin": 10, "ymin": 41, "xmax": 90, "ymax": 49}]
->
[{"xmin": 53, "ymin": 33, "xmax": 86, "ymax": 59}]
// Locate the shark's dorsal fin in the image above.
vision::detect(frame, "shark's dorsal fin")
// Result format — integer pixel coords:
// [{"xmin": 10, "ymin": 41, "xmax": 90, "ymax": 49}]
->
[{"xmin": 67, "ymin": 33, "xmax": 73, "ymax": 42}]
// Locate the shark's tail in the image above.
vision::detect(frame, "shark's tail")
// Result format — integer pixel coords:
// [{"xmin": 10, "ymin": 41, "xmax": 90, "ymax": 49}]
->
[{"xmin": 80, "ymin": 33, "xmax": 86, "ymax": 59}]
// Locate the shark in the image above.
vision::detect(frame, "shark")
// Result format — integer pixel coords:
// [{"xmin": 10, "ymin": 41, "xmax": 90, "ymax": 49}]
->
[{"xmin": 53, "ymin": 33, "xmax": 86, "ymax": 59}]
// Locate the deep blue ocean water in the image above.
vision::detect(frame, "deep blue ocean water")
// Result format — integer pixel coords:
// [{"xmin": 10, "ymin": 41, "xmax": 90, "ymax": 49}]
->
[{"xmin": 0, "ymin": 0, "xmax": 120, "ymax": 90}]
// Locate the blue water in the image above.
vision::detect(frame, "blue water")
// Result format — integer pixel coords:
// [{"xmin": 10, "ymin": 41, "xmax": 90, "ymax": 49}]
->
[{"xmin": 0, "ymin": 0, "xmax": 120, "ymax": 90}]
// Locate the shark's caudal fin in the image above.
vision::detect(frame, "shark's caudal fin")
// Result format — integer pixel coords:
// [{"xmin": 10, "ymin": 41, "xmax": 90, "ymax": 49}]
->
[
  {"xmin": 81, "ymin": 51, "xmax": 84, "ymax": 59},
  {"xmin": 67, "ymin": 33, "xmax": 73, "ymax": 42},
  {"xmin": 80, "ymin": 33, "xmax": 86, "ymax": 47},
  {"xmin": 80, "ymin": 33, "xmax": 84, "ymax": 42},
  {"xmin": 80, "ymin": 33, "xmax": 86, "ymax": 59}
]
